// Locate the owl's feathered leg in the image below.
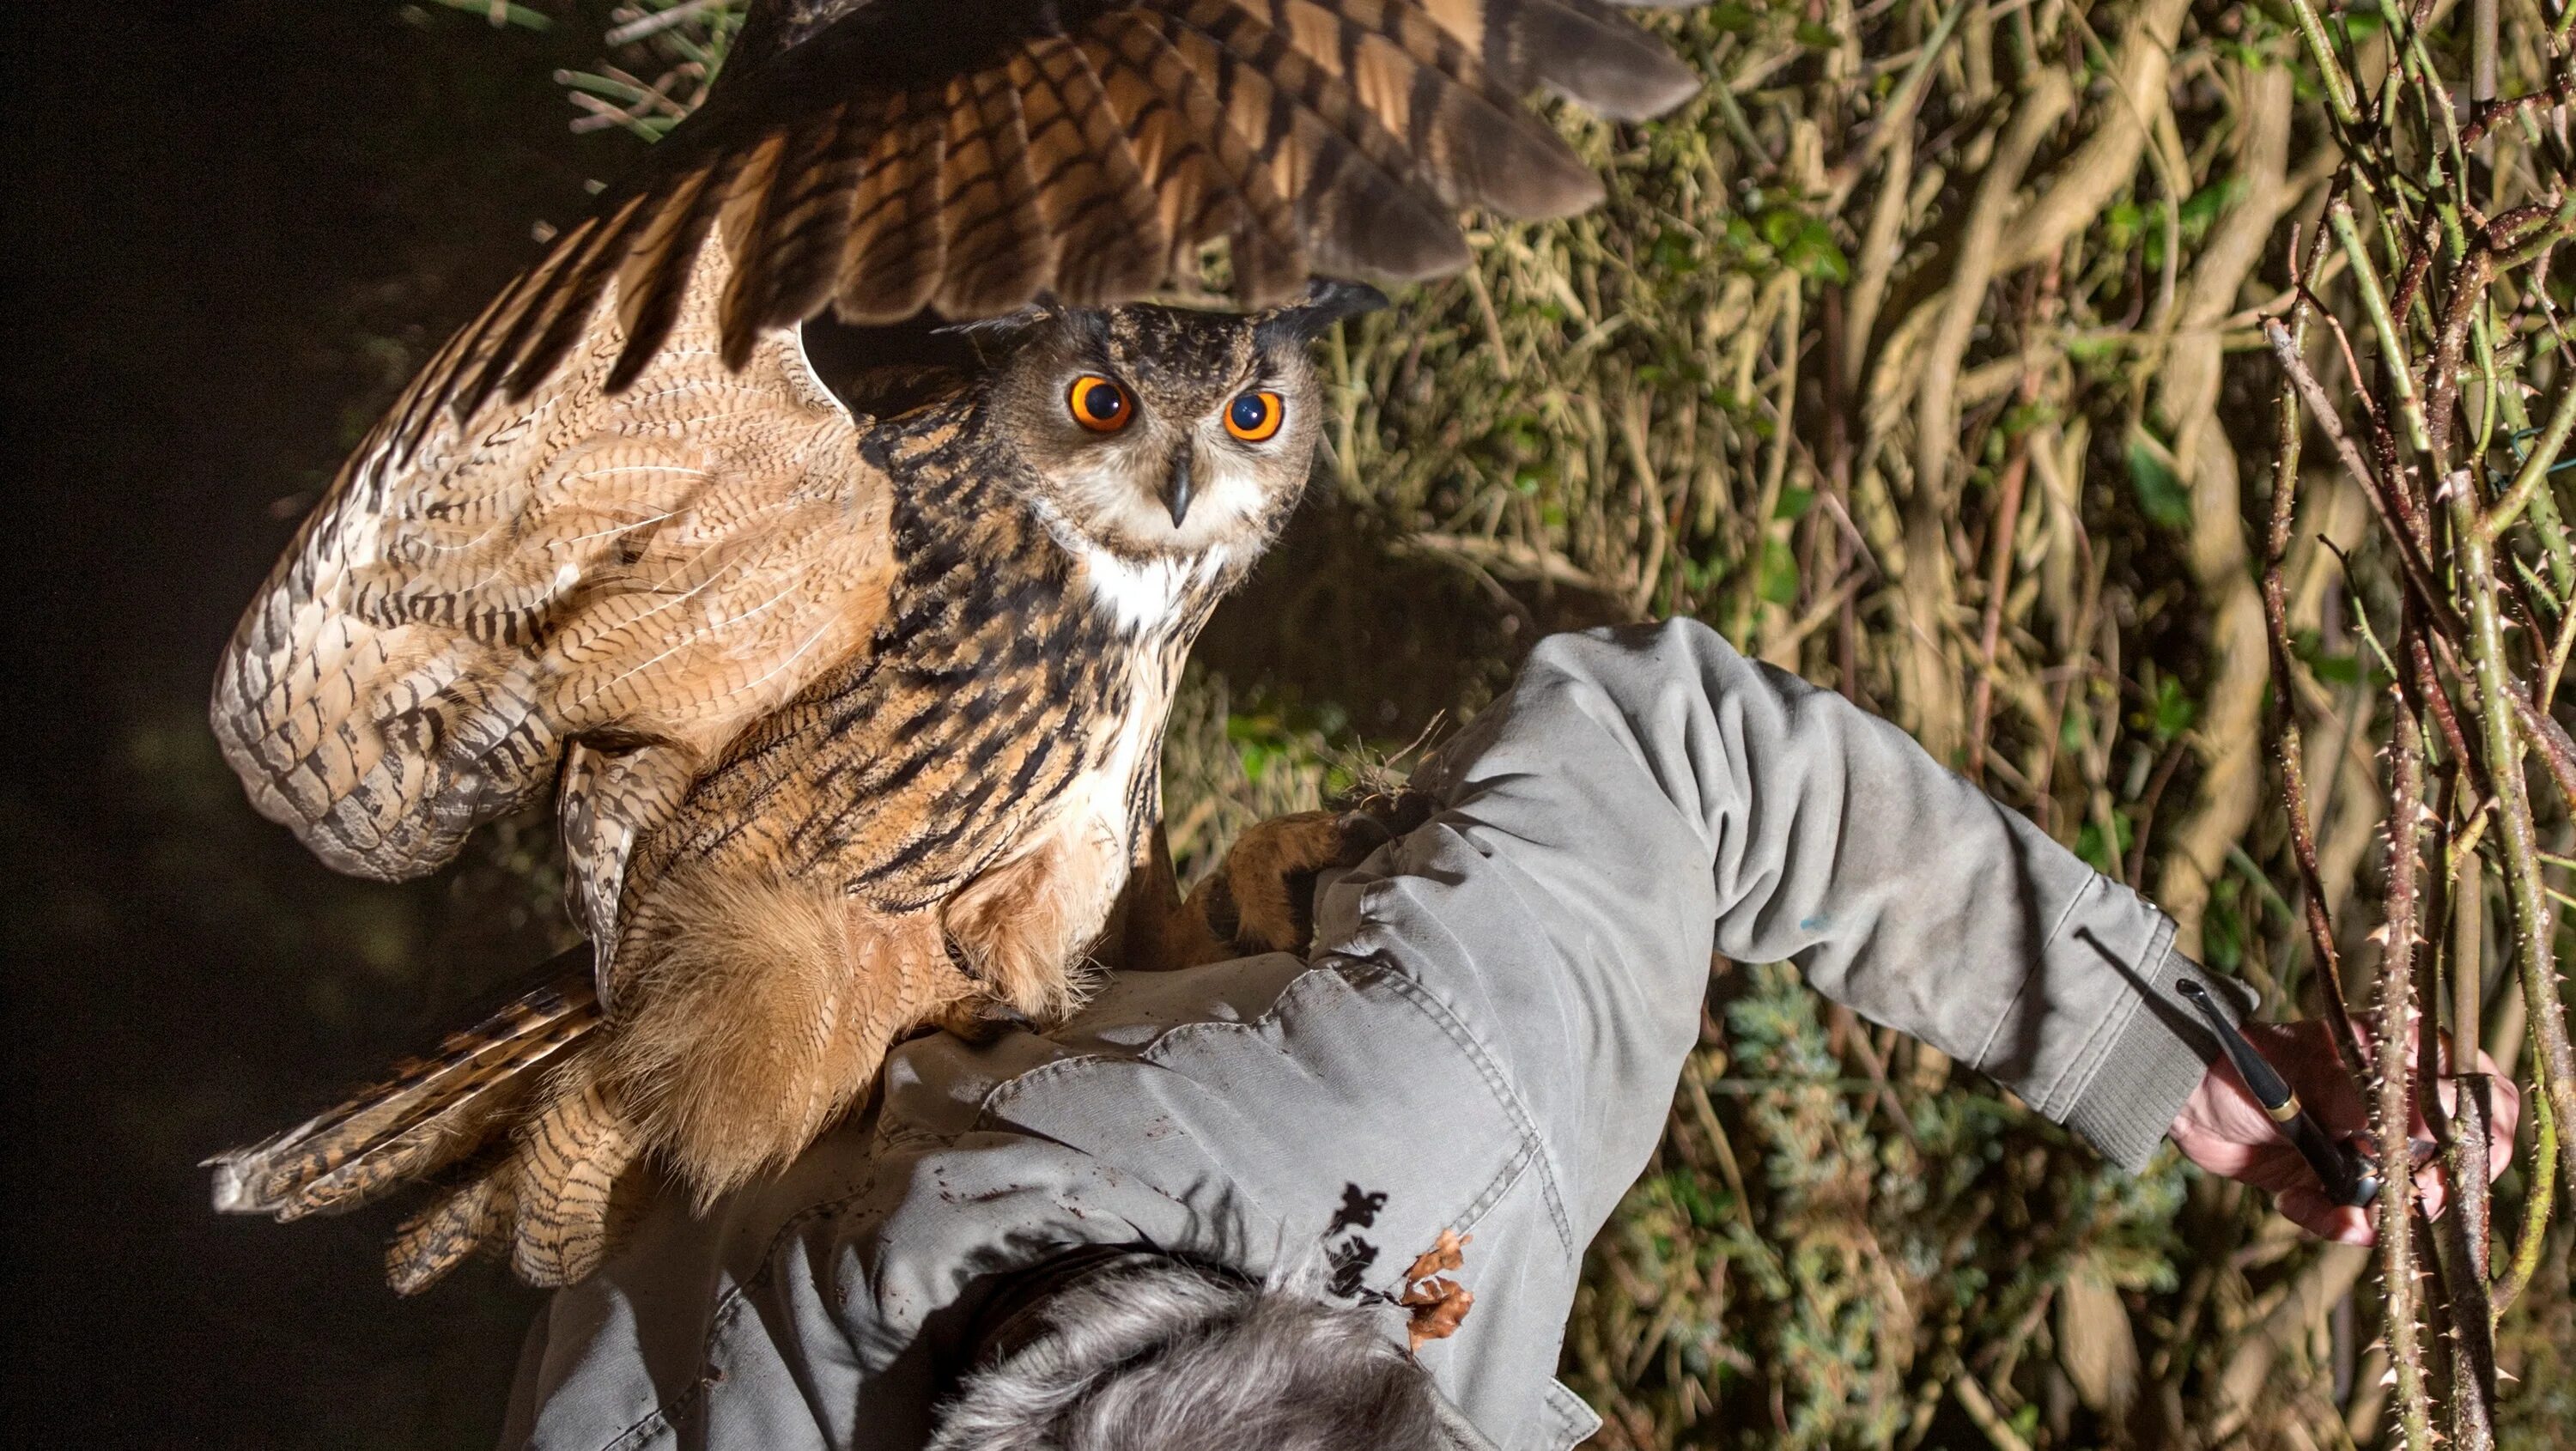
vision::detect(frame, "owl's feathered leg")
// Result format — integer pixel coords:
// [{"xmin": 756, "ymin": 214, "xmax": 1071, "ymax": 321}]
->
[
  {"xmin": 507, "ymin": 1073, "xmax": 649, "ymax": 1284},
  {"xmin": 343, "ymin": 874, "xmax": 985, "ymax": 1291},
  {"xmin": 386, "ymin": 1157, "xmax": 519, "ymax": 1295},
  {"xmin": 558, "ymin": 741, "xmax": 698, "ymax": 1001},
  {"xmin": 1185, "ymin": 810, "xmax": 1350, "ymax": 957},
  {"xmin": 943, "ymin": 804, "xmax": 1141, "ymax": 1019},
  {"xmin": 603, "ymin": 865, "xmax": 975, "ymax": 1205},
  {"xmin": 382, "ymin": 1071, "xmax": 653, "ymax": 1291},
  {"xmin": 1176, "ymin": 791, "xmax": 1441, "ymax": 960}
]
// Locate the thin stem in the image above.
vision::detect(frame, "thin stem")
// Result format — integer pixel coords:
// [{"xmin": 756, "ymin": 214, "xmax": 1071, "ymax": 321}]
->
[
  {"xmin": 2434, "ymin": 1061, "xmax": 2500, "ymax": 1446},
  {"xmin": 2380, "ymin": 655, "xmax": 2438, "ymax": 1451},
  {"xmin": 2483, "ymin": 378, "xmax": 2576, "ymax": 541},
  {"xmin": 2284, "ymin": 0, "xmax": 2365, "ymax": 127},
  {"xmin": 2263, "ymin": 319, "xmax": 2460, "ymax": 636},
  {"xmin": 2330, "ymin": 201, "xmax": 2435, "ymax": 458},
  {"xmin": 2447, "ymin": 419, "xmax": 2576, "ymax": 1210},
  {"xmin": 2494, "ymin": 1080, "xmax": 2558, "ymax": 1315},
  {"xmin": 2263, "ymin": 258, "xmax": 2364, "ymax": 1059}
]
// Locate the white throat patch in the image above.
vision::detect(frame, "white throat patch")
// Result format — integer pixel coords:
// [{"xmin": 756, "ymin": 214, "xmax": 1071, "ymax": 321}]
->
[
  {"xmin": 1075, "ymin": 543, "xmax": 1230, "ymax": 634},
  {"xmin": 1020, "ymin": 489, "xmax": 1232, "ymax": 635}
]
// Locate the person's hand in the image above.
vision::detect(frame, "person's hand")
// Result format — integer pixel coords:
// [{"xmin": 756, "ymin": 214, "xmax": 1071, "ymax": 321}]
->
[{"xmin": 2168, "ymin": 1017, "xmax": 2519, "ymax": 1244}]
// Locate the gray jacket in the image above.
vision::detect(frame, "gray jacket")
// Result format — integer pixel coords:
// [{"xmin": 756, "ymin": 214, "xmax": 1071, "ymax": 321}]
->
[{"xmin": 501, "ymin": 619, "xmax": 2216, "ymax": 1451}]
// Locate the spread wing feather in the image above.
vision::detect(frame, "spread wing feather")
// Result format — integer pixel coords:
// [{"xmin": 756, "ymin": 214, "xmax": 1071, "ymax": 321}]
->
[
  {"xmin": 1019, "ymin": 35, "xmax": 1169, "ymax": 304},
  {"xmin": 211, "ymin": 237, "xmax": 896, "ymax": 885},
  {"xmin": 1149, "ymin": 3, "xmax": 1462, "ymax": 281},
  {"xmin": 1089, "ymin": 12, "xmax": 1305, "ymax": 301},
  {"xmin": 605, "ymin": 151, "xmax": 756, "ymax": 395},
  {"xmin": 835, "ymin": 87, "xmax": 953, "ymax": 323},
  {"xmin": 939, "ymin": 63, "xmax": 1057, "ymax": 318},
  {"xmin": 354, "ymin": 0, "xmax": 1696, "ymax": 440},
  {"xmin": 218, "ymin": 0, "xmax": 1699, "ymax": 887},
  {"xmin": 720, "ymin": 100, "xmax": 865, "ymax": 361}
]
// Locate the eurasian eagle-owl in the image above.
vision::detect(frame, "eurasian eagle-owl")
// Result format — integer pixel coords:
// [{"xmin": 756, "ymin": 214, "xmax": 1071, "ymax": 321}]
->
[{"xmin": 209, "ymin": 0, "xmax": 1706, "ymax": 1290}]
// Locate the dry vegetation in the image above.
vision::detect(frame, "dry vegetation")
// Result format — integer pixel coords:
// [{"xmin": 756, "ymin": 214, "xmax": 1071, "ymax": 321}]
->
[{"xmin": 482, "ymin": 2, "xmax": 2575, "ymax": 1445}]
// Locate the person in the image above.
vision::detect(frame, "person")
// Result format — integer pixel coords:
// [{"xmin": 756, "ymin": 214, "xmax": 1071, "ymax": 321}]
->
[{"xmin": 499, "ymin": 620, "xmax": 2514, "ymax": 1451}]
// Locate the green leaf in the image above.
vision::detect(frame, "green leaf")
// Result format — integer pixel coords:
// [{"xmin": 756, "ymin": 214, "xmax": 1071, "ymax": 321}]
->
[
  {"xmin": 2177, "ymin": 175, "xmax": 2249, "ymax": 243},
  {"xmin": 2201, "ymin": 883, "xmax": 2246, "ymax": 970},
  {"xmin": 2146, "ymin": 673, "xmax": 2197, "ymax": 742},
  {"xmin": 2063, "ymin": 333, "xmax": 2127, "ymax": 364},
  {"xmin": 1649, "ymin": 228, "xmax": 1702, "ymax": 276},
  {"xmin": 2075, "ymin": 813, "xmax": 2134, "ymax": 876},
  {"xmin": 2105, "ymin": 200, "xmax": 2144, "ymax": 250},
  {"xmin": 1757, "ymin": 539, "xmax": 1800, "ymax": 605},
  {"xmin": 1794, "ymin": 21, "xmax": 1841, "ymax": 48},
  {"xmin": 1773, "ymin": 486, "xmax": 1815, "ymax": 521},
  {"xmin": 1999, "ymin": 400, "xmax": 2058, "ymax": 437},
  {"xmin": 1782, "ymin": 219, "xmax": 1851, "ymax": 284},
  {"xmin": 2293, "ymin": 630, "xmax": 2365, "ymax": 685},
  {"xmin": 2126, "ymin": 429, "xmax": 2191, "ymax": 529}
]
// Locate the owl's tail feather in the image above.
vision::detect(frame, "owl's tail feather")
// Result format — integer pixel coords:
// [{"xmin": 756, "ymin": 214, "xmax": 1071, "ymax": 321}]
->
[
  {"xmin": 380, "ymin": 1072, "xmax": 643, "ymax": 1294},
  {"xmin": 207, "ymin": 950, "xmax": 600, "ymax": 1224}
]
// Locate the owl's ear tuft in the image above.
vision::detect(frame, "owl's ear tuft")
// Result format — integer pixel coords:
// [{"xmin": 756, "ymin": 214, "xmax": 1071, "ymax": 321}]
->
[{"xmin": 1260, "ymin": 281, "xmax": 1389, "ymax": 344}]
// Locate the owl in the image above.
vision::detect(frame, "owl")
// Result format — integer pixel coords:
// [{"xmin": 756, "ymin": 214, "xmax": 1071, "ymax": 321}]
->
[{"xmin": 207, "ymin": 0, "xmax": 1704, "ymax": 1290}]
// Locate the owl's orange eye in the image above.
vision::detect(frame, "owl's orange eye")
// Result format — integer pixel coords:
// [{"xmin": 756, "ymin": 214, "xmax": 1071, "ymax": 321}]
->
[
  {"xmin": 1067, "ymin": 374, "xmax": 1133, "ymax": 433},
  {"xmin": 1224, "ymin": 390, "xmax": 1284, "ymax": 442}
]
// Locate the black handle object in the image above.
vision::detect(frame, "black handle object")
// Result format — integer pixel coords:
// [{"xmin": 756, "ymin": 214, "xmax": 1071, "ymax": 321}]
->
[{"xmin": 2175, "ymin": 979, "xmax": 2382, "ymax": 1208}]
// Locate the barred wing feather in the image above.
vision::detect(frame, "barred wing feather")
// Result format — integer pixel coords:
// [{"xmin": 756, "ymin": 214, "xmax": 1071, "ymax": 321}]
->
[
  {"xmin": 210, "ymin": 237, "xmax": 895, "ymax": 884},
  {"xmin": 402, "ymin": 0, "xmax": 1702, "ymax": 433}
]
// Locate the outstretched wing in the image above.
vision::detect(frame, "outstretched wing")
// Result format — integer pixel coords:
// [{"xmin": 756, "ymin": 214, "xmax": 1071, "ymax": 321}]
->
[
  {"xmin": 212, "ymin": 238, "xmax": 896, "ymax": 883},
  {"xmin": 402, "ymin": 0, "xmax": 1701, "ymax": 439},
  {"xmin": 216, "ymin": 0, "xmax": 1701, "ymax": 876}
]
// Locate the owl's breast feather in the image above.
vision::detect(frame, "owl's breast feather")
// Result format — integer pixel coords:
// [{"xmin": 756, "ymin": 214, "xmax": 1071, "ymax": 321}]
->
[{"xmin": 1062, "ymin": 654, "xmax": 1177, "ymax": 855}]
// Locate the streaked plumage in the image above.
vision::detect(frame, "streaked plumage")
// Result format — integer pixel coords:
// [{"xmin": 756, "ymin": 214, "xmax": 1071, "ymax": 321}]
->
[
  {"xmin": 214, "ymin": 243, "xmax": 1358, "ymax": 1289},
  {"xmin": 208, "ymin": 0, "xmax": 1705, "ymax": 1290}
]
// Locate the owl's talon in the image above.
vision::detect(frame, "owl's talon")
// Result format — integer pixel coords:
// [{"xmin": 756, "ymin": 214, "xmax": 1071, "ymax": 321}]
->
[
  {"xmin": 1344, "ymin": 788, "xmax": 1437, "ymax": 845},
  {"xmin": 933, "ymin": 997, "xmax": 1038, "ymax": 1043}
]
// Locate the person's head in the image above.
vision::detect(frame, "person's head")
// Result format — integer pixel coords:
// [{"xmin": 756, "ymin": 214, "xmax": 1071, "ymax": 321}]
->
[{"xmin": 930, "ymin": 1254, "xmax": 1489, "ymax": 1451}]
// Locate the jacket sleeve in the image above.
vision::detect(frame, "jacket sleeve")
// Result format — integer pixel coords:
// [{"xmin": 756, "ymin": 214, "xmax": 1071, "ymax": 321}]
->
[{"xmin": 1310, "ymin": 619, "xmax": 2215, "ymax": 1237}]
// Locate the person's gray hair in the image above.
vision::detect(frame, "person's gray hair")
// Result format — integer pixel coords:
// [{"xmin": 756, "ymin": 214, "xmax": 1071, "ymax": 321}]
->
[{"xmin": 928, "ymin": 1254, "xmax": 1486, "ymax": 1451}]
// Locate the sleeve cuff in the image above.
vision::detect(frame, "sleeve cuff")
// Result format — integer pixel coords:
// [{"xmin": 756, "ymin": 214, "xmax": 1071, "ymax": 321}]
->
[{"xmin": 2059, "ymin": 942, "xmax": 2229, "ymax": 1172}]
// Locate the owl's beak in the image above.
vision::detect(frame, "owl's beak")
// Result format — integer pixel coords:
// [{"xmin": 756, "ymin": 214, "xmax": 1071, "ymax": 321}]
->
[{"xmin": 1160, "ymin": 449, "xmax": 1194, "ymax": 528}]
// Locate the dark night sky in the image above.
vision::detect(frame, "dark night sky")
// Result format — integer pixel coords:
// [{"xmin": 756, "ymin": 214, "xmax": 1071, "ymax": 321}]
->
[{"xmin": 6, "ymin": 5, "xmax": 633, "ymax": 1444}]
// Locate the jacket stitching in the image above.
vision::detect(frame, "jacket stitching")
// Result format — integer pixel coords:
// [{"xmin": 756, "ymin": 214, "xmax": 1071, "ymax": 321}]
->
[
  {"xmin": 1542, "ymin": 1380, "xmax": 1607, "ymax": 1450},
  {"xmin": 1345, "ymin": 957, "xmax": 1576, "ymax": 1250}
]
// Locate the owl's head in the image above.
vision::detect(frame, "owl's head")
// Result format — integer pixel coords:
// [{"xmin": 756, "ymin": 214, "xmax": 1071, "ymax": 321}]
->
[{"xmin": 975, "ymin": 282, "xmax": 1384, "ymax": 560}]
